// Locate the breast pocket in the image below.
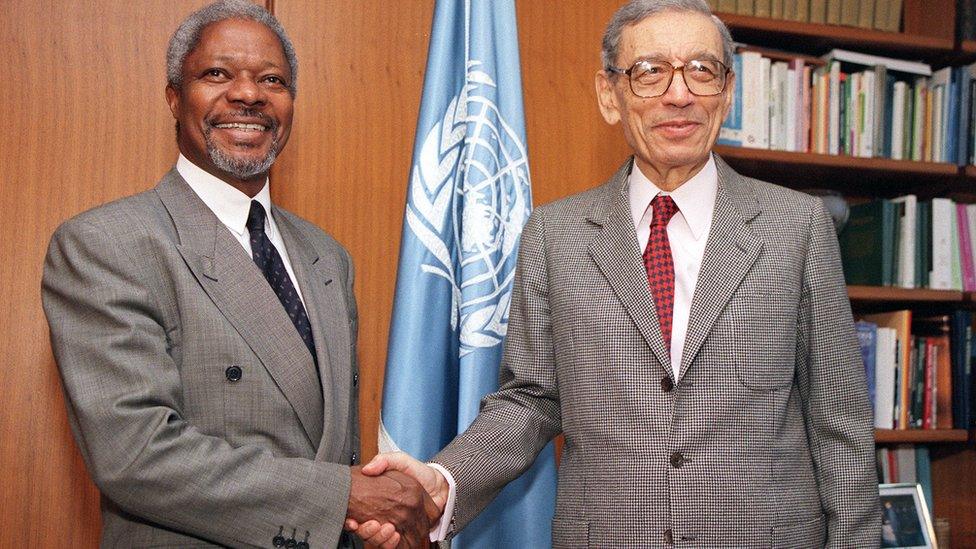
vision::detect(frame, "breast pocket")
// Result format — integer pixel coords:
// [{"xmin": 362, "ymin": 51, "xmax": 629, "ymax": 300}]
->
[{"xmin": 728, "ymin": 291, "xmax": 798, "ymax": 391}]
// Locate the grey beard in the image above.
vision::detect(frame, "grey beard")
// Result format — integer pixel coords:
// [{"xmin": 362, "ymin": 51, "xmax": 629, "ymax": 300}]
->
[{"xmin": 204, "ymin": 127, "xmax": 280, "ymax": 180}]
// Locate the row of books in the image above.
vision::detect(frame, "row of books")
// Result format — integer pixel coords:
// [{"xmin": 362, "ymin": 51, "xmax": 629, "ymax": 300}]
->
[
  {"xmin": 706, "ymin": 0, "xmax": 904, "ymax": 32},
  {"xmin": 839, "ymin": 197, "xmax": 976, "ymax": 291},
  {"xmin": 876, "ymin": 445, "xmax": 933, "ymax": 508},
  {"xmin": 856, "ymin": 310, "xmax": 974, "ymax": 431},
  {"xmin": 719, "ymin": 48, "xmax": 976, "ymax": 166}
]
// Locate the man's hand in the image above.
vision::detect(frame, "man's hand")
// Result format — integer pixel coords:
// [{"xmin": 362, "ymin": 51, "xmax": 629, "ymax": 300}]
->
[
  {"xmin": 345, "ymin": 452, "xmax": 450, "ymax": 548},
  {"xmin": 346, "ymin": 465, "xmax": 439, "ymax": 548},
  {"xmin": 363, "ymin": 452, "xmax": 450, "ymax": 510}
]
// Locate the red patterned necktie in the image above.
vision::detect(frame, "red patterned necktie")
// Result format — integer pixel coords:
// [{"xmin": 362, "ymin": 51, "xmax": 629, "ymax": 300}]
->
[{"xmin": 643, "ymin": 195, "xmax": 679, "ymax": 352}]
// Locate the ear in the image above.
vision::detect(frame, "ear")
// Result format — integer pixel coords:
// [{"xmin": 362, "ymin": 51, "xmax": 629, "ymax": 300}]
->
[
  {"xmin": 595, "ymin": 70, "xmax": 622, "ymax": 125},
  {"xmin": 720, "ymin": 71, "xmax": 735, "ymax": 119},
  {"xmin": 165, "ymin": 85, "xmax": 181, "ymax": 119}
]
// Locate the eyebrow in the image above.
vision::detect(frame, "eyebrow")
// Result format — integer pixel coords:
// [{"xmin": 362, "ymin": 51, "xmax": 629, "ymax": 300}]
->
[
  {"xmin": 631, "ymin": 51, "xmax": 722, "ymax": 64},
  {"xmin": 210, "ymin": 54, "xmax": 285, "ymax": 70}
]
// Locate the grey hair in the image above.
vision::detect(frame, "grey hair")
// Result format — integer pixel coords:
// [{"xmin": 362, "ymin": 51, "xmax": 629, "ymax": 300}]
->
[
  {"xmin": 601, "ymin": 0, "xmax": 735, "ymax": 69},
  {"xmin": 166, "ymin": 0, "xmax": 298, "ymax": 96}
]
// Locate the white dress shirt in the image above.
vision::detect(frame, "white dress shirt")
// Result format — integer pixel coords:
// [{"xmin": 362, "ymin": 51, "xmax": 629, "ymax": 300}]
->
[
  {"xmin": 176, "ymin": 154, "xmax": 306, "ymax": 306},
  {"xmin": 629, "ymin": 155, "xmax": 718, "ymax": 379},
  {"xmin": 430, "ymin": 155, "xmax": 719, "ymax": 541}
]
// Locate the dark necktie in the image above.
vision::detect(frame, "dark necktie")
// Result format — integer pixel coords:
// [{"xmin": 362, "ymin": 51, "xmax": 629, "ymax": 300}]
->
[
  {"xmin": 643, "ymin": 195, "xmax": 679, "ymax": 353},
  {"xmin": 246, "ymin": 201, "xmax": 317, "ymax": 362}
]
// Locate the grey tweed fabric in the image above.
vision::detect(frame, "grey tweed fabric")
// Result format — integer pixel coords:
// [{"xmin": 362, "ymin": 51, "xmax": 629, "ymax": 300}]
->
[
  {"xmin": 42, "ymin": 170, "xmax": 361, "ymax": 548},
  {"xmin": 434, "ymin": 155, "xmax": 880, "ymax": 548}
]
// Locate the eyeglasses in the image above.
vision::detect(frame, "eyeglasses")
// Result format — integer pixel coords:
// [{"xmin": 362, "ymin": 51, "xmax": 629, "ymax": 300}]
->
[{"xmin": 606, "ymin": 59, "xmax": 731, "ymax": 98}]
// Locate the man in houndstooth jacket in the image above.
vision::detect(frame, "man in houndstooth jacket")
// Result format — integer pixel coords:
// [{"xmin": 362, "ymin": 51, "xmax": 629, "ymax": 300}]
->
[{"xmin": 353, "ymin": 1, "xmax": 881, "ymax": 547}]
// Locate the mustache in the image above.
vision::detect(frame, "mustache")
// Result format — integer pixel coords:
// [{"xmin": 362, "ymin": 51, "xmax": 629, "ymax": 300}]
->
[{"xmin": 205, "ymin": 109, "xmax": 278, "ymax": 131}]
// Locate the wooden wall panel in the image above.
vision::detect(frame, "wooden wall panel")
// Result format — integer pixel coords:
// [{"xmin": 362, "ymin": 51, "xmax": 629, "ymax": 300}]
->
[
  {"xmin": 0, "ymin": 1, "xmax": 223, "ymax": 546},
  {"xmin": 517, "ymin": 1, "xmax": 633, "ymax": 205}
]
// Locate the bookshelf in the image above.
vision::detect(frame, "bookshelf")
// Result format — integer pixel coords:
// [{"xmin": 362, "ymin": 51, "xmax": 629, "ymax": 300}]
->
[
  {"xmin": 875, "ymin": 429, "xmax": 971, "ymax": 443},
  {"xmin": 715, "ymin": 12, "xmax": 955, "ymax": 62},
  {"xmin": 711, "ymin": 1, "xmax": 975, "ymax": 544},
  {"xmin": 847, "ymin": 285, "xmax": 965, "ymax": 302},
  {"xmin": 715, "ymin": 145, "xmax": 960, "ymax": 196}
]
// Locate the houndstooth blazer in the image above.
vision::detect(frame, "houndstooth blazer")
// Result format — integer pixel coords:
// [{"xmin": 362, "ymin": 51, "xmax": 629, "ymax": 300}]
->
[
  {"xmin": 433, "ymin": 155, "xmax": 881, "ymax": 548},
  {"xmin": 42, "ymin": 170, "xmax": 360, "ymax": 548}
]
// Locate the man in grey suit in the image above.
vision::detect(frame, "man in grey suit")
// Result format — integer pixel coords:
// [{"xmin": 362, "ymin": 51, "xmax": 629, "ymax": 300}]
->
[
  {"xmin": 41, "ymin": 1, "xmax": 434, "ymax": 547},
  {"xmin": 353, "ymin": 1, "xmax": 881, "ymax": 547}
]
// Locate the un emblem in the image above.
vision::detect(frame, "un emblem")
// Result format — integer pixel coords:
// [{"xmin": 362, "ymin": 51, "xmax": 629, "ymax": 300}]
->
[{"xmin": 405, "ymin": 61, "xmax": 532, "ymax": 356}]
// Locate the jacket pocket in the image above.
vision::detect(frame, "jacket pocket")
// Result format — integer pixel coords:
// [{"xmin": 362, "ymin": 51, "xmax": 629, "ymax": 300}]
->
[
  {"xmin": 551, "ymin": 517, "xmax": 590, "ymax": 548},
  {"xmin": 771, "ymin": 513, "xmax": 827, "ymax": 548},
  {"xmin": 730, "ymin": 292, "xmax": 797, "ymax": 391}
]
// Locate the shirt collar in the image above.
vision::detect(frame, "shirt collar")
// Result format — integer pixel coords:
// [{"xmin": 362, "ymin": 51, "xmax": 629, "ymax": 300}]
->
[
  {"xmin": 176, "ymin": 154, "xmax": 272, "ymax": 237},
  {"xmin": 627, "ymin": 154, "xmax": 718, "ymax": 241}
]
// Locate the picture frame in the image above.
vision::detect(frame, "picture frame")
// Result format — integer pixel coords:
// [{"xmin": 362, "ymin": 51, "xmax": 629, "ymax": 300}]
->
[{"xmin": 879, "ymin": 483, "xmax": 938, "ymax": 549}]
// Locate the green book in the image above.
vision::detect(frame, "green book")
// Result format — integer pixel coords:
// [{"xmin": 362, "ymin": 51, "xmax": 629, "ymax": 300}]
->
[
  {"xmin": 737, "ymin": 0, "xmax": 755, "ymax": 14},
  {"xmin": 771, "ymin": 0, "xmax": 784, "ymax": 18},
  {"xmin": 718, "ymin": 0, "xmax": 737, "ymax": 12},
  {"xmin": 917, "ymin": 200, "xmax": 930, "ymax": 288},
  {"xmin": 839, "ymin": 199, "xmax": 897, "ymax": 286}
]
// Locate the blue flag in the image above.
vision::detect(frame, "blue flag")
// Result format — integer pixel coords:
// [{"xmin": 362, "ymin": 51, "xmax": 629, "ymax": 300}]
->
[{"xmin": 379, "ymin": 0, "xmax": 557, "ymax": 546}]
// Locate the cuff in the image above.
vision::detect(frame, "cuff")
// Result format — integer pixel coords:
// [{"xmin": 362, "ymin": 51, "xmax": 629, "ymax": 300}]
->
[{"xmin": 427, "ymin": 463, "xmax": 457, "ymax": 541}]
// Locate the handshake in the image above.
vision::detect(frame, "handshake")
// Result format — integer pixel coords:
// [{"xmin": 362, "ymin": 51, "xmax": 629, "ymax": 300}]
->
[{"xmin": 345, "ymin": 452, "xmax": 449, "ymax": 548}]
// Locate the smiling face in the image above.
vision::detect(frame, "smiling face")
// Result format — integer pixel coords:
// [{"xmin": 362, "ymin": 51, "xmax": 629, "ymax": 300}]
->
[
  {"xmin": 166, "ymin": 17, "xmax": 294, "ymax": 194},
  {"xmin": 596, "ymin": 10, "xmax": 734, "ymax": 188}
]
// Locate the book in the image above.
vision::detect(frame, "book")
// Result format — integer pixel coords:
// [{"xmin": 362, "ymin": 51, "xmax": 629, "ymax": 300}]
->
[
  {"xmin": 875, "ymin": 326, "xmax": 898, "ymax": 429},
  {"xmin": 958, "ymin": 0, "xmax": 976, "ymax": 41},
  {"xmin": 929, "ymin": 198, "xmax": 955, "ymax": 290},
  {"xmin": 719, "ymin": 53, "xmax": 745, "ymax": 146},
  {"xmin": 826, "ymin": 0, "xmax": 843, "ymax": 24},
  {"xmin": 950, "ymin": 310, "xmax": 972, "ymax": 429},
  {"xmin": 753, "ymin": 0, "xmax": 772, "ymax": 17},
  {"xmin": 873, "ymin": 0, "xmax": 890, "ymax": 30},
  {"xmin": 916, "ymin": 446, "xmax": 933, "ymax": 510},
  {"xmin": 821, "ymin": 48, "xmax": 932, "ymax": 77},
  {"xmin": 840, "ymin": 0, "xmax": 860, "ymax": 26},
  {"xmin": 957, "ymin": 204, "xmax": 975, "ymax": 291},
  {"xmin": 857, "ymin": 320, "xmax": 878, "ymax": 411},
  {"xmin": 809, "ymin": 0, "xmax": 827, "ymax": 23},
  {"xmin": 894, "ymin": 445, "xmax": 916, "ymax": 483},
  {"xmin": 863, "ymin": 310, "xmax": 913, "ymax": 429},
  {"xmin": 891, "ymin": 195, "xmax": 917, "ymax": 288},
  {"xmin": 741, "ymin": 51, "xmax": 769, "ymax": 149},
  {"xmin": 737, "ymin": 0, "xmax": 755, "ymax": 14},
  {"xmin": 885, "ymin": 0, "xmax": 904, "ymax": 32},
  {"xmin": 717, "ymin": 0, "xmax": 737, "ymax": 12},
  {"xmin": 839, "ymin": 200, "xmax": 896, "ymax": 286},
  {"xmin": 857, "ymin": 0, "xmax": 874, "ymax": 27}
]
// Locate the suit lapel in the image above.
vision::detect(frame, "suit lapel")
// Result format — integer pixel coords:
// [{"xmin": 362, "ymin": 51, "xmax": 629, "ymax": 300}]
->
[
  {"xmin": 678, "ymin": 157, "xmax": 763, "ymax": 381},
  {"xmin": 155, "ymin": 171, "xmax": 324, "ymax": 447},
  {"xmin": 273, "ymin": 210, "xmax": 352, "ymax": 461},
  {"xmin": 587, "ymin": 161, "xmax": 673, "ymax": 370}
]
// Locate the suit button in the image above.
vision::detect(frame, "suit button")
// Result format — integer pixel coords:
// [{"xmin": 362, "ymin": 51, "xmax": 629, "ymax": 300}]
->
[
  {"xmin": 670, "ymin": 451, "xmax": 685, "ymax": 468},
  {"xmin": 350, "ymin": 452, "xmax": 358, "ymax": 465},
  {"xmin": 353, "ymin": 372, "xmax": 359, "ymax": 387},
  {"xmin": 225, "ymin": 365, "xmax": 243, "ymax": 382},
  {"xmin": 663, "ymin": 529, "xmax": 674, "ymax": 544},
  {"xmin": 660, "ymin": 376, "xmax": 674, "ymax": 392}
]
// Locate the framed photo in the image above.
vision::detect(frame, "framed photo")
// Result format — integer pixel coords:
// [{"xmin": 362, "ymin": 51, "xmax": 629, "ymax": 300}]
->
[{"xmin": 879, "ymin": 483, "xmax": 938, "ymax": 549}]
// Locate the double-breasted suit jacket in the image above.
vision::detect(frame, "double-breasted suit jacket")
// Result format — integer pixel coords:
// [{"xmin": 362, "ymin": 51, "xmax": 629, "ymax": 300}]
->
[
  {"xmin": 42, "ymin": 170, "xmax": 360, "ymax": 548},
  {"xmin": 434, "ymin": 156, "xmax": 880, "ymax": 547}
]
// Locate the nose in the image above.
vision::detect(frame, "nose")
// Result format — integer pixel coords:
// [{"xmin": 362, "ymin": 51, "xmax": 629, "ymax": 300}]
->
[
  {"xmin": 660, "ymin": 67, "xmax": 694, "ymax": 107},
  {"xmin": 226, "ymin": 75, "xmax": 265, "ymax": 106}
]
